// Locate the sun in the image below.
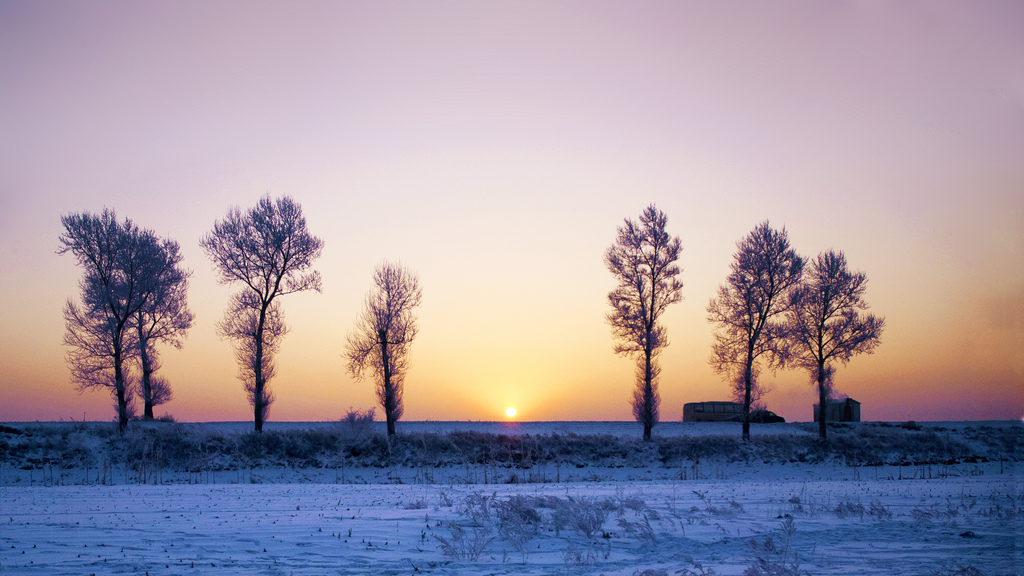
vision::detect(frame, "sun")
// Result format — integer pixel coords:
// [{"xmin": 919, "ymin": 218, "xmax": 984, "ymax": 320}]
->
[{"xmin": 505, "ymin": 407, "xmax": 517, "ymax": 418}]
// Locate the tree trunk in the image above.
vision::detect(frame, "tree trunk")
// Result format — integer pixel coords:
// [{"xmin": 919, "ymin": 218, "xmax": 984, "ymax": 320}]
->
[
  {"xmin": 254, "ymin": 308, "xmax": 267, "ymax": 434},
  {"xmin": 254, "ymin": 390, "xmax": 264, "ymax": 432},
  {"xmin": 641, "ymin": 345, "xmax": 655, "ymax": 441},
  {"xmin": 113, "ymin": 348, "xmax": 129, "ymax": 434},
  {"xmin": 116, "ymin": 386, "xmax": 129, "ymax": 433},
  {"xmin": 817, "ymin": 363, "xmax": 828, "ymax": 439},
  {"xmin": 138, "ymin": 321, "xmax": 154, "ymax": 420},
  {"xmin": 253, "ymin": 375, "xmax": 265, "ymax": 433},
  {"xmin": 645, "ymin": 289, "xmax": 656, "ymax": 442},
  {"xmin": 642, "ymin": 379, "xmax": 654, "ymax": 442},
  {"xmin": 381, "ymin": 332, "xmax": 395, "ymax": 436},
  {"xmin": 742, "ymin": 361, "xmax": 752, "ymax": 442}
]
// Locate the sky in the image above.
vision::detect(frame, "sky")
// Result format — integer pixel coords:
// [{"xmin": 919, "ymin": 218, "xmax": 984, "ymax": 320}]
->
[{"xmin": 1, "ymin": 0, "xmax": 1021, "ymax": 425}]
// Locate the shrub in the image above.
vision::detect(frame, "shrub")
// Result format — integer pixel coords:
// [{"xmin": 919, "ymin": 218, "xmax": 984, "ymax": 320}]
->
[
  {"xmin": 338, "ymin": 408, "xmax": 375, "ymax": 436},
  {"xmin": 435, "ymin": 524, "xmax": 492, "ymax": 561},
  {"xmin": 495, "ymin": 496, "xmax": 541, "ymax": 562},
  {"xmin": 868, "ymin": 501, "xmax": 892, "ymax": 520},
  {"xmin": 0, "ymin": 421, "xmax": 1015, "ymax": 478},
  {"xmin": 459, "ymin": 492, "xmax": 493, "ymax": 527},
  {"xmin": 562, "ymin": 497, "xmax": 612, "ymax": 539},
  {"xmin": 744, "ymin": 517, "xmax": 802, "ymax": 576},
  {"xmin": 0, "ymin": 425, "xmax": 24, "ymax": 435},
  {"xmin": 562, "ymin": 541, "xmax": 598, "ymax": 569},
  {"xmin": 834, "ymin": 500, "xmax": 865, "ymax": 520}
]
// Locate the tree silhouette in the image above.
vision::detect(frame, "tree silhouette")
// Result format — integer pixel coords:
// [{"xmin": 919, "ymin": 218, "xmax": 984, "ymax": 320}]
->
[
  {"xmin": 789, "ymin": 250, "xmax": 884, "ymax": 438},
  {"xmin": 605, "ymin": 204, "xmax": 683, "ymax": 441},
  {"xmin": 345, "ymin": 262, "xmax": 422, "ymax": 436},
  {"xmin": 60, "ymin": 210, "xmax": 164, "ymax": 432},
  {"xmin": 201, "ymin": 196, "xmax": 323, "ymax": 432},
  {"xmin": 133, "ymin": 237, "xmax": 193, "ymax": 419},
  {"xmin": 707, "ymin": 221, "xmax": 803, "ymax": 441}
]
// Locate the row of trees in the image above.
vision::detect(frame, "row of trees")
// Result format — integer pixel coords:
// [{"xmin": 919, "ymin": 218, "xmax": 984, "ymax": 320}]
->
[
  {"xmin": 62, "ymin": 196, "xmax": 422, "ymax": 435},
  {"xmin": 62, "ymin": 197, "xmax": 880, "ymax": 441},
  {"xmin": 606, "ymin": 206, "xmax": 884, "ymax": 440}
]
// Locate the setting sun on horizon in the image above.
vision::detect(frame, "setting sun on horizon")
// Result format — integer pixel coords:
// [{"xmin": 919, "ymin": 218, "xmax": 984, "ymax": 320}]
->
[{"xmin": 1, "ymin": 1, "xmax": 1021, "ymax": 425}]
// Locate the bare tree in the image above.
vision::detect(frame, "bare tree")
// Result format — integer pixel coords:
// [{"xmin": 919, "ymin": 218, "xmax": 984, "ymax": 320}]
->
[
  {"xmin": 605, "ymin": 204, "xmax": 683, "ymax": 441},
  {"xmin": 707, "ymin": 221, "xmax": 803, "ymax": 441},
  {"xmin": 59, "ymin": 210, "xmax": 163, "ymax": 432},
  {"xmin": 788, "ymin": 250, "xmax": 884, "ymax": 439},
  {"xmin": 133, "ymin": 237, "xmax": 193, "ymax": 419},
  {"xmin": 201, "ymin": 196, "xmax": 323, "ymax": 432},
  {"xmin": 345, "ymin": 262, "xmax": 422, "ymax": 436}
]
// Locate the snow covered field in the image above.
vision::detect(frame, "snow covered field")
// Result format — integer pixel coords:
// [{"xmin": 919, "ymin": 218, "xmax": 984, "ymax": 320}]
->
[
  {"xmin": 2, "ymin": 466, "xmax": 1019, "ymax": 575},
  {"xmin": 1, "ymin": 421, "xmax": 1020, "ymax": 575}
]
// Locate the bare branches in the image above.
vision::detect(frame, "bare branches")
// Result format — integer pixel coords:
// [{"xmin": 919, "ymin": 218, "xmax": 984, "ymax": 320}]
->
[
  {"xmin": 788, "ymin": 250, "xmax": 884, "ymax": 438},
  {"xmin": 63, "ymin": 299, "xmax": 129, "ymax": 393},
  {"xmin": 60, "ymin": 210, "xmax": 165, "ymax": 433},
  {"xmin": 790, "ymin": 251, "xmax": 884, "ymax": 369},
  {"xmin": 200, "ymin": 196, "xmax": 323, "ymax": 300},
  {"xmin": 605, "ymin": 204, "xmax": 683, "ymax": 441},
  {"xmin": 146, "ymin": 374, "xmax": 173, "ymax": 410},
  {"xmin": 707, "ymin": 221, "xmax": 803, "ymax": 441},
  {"xmin": 729, "ymin": 370, "xmax": 771, "ymax": 411},
  {"xmin": 202, "ymin": 195, "xmax": 322, "ymax": 432},
  {"xmin": 136, "ymin": 239, "xmax": 193, "ymax": 346},
  {"xmin": 134, "ymin": 236, "xmax": 193, "ymax": 419},
  {"xmin": 345, "ymin": 262, "xmax": 422, "ymax": 436}
]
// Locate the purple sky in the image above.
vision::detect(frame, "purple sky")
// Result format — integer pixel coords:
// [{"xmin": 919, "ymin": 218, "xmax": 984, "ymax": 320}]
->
[{"xmin": 1, "ymin": 0, "xmax": 1021, "ymax": 423}]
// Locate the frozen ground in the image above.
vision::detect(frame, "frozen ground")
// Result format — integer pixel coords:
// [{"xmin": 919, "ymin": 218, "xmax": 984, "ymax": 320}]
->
[
  {"xmin": 0, "ymin": 421, "xmax": 1020, "ymax": 575},
  {"xmin": 1, "ymin": 464, "xmax": 1020, "ymax": 575}
]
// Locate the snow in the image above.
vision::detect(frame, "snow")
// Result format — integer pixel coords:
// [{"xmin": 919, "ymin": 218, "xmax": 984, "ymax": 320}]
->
[{"xmin": 0, "ymin": 422, "xmax": 1021, "ymax": 575}]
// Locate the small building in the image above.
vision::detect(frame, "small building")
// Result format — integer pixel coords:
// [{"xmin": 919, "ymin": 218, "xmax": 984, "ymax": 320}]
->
[
  {"xmin": 813, "ymin": 398, "xmax": 861, "ymax": 422},
  {"xmin": 683, "ymin": 401, "xmax": 743, "ymax": 422}
]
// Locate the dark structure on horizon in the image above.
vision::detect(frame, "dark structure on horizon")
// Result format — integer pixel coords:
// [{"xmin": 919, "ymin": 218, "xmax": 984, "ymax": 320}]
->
[
  {"xmin": 684, "ymin": 401, "xmax": 742, "ymax": 422},
  {"xmin": 814, "ymin": 398, "xmax": 861, "ymax": 423},
  {"xmin": 683, "ymin": 402, "xmax": 784, "ymax": 423}
]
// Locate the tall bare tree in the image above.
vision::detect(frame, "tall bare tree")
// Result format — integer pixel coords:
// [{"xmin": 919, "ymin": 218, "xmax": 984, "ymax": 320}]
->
[
  {"xmin": 134, "ymin": 237, "xmax": 193, "ymax": 419},
  {"xmin": 605, "ymin": 204, "xmax": 683, "ymax": 441},
  {"xmin": 788, "ymin": 250, "xmax": 884, "ymax": 439},
  {"xmin": 201, "ymin": 196, "xmax": 323, "ymax": 432},
  {"xmin": 345, "ymin": 262, "xmax": 422, "ymax": 436},
  {"xmin": 707, "ymin": 221, "xmax": 803, "ymax": 441},
  {"xmin": 60, "ymin": 210, "xmax": 163, "ymax": 432}
]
